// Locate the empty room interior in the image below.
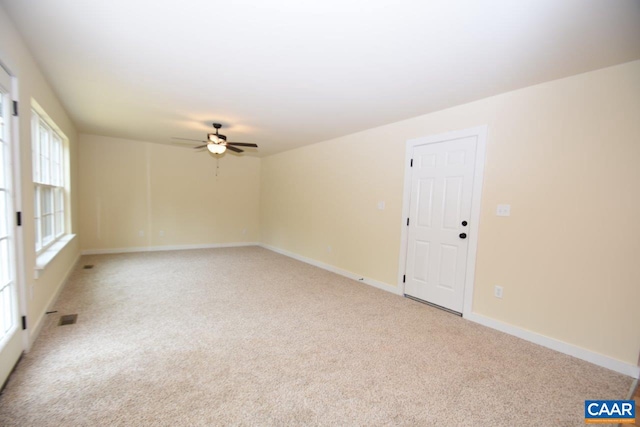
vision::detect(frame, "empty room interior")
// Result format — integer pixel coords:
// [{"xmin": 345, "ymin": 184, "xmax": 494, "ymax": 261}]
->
[{"xmin": 0, "ymin": 1, "xmax": 639, "ymax": 425}]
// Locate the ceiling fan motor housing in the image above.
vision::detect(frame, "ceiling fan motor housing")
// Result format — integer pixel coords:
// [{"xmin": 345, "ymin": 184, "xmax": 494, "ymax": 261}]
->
[{"xmin": 208, "ymin": 133, "xmax": 226, "ymax": 143}]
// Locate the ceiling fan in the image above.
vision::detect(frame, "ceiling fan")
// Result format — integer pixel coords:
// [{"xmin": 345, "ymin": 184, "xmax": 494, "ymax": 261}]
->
[{"xmin": 172, "ymin": 123, "xmax": 258, "ymax": 154}]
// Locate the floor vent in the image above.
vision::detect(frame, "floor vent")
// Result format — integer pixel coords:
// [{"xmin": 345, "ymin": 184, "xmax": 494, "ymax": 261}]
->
[
  {"xmin": 83, "ymin": 265, "xmax": 94, "ymax": 269},
  {"xmin": 59, "ymin": 314, "xmax": 78, "ymax": 326}
]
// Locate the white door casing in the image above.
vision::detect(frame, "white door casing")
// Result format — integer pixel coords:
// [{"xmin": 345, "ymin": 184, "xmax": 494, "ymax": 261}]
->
[
  {"xmin": 0, "ymin": 63, "xmax": 22, "ymax": 388},
  {"xmin": 398, "ymin": 126, "xmax": 487, "ymax": 316}
]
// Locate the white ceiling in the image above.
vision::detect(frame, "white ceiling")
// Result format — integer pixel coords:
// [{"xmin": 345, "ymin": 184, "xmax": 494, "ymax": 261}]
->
[{"xmin": 2, "ymin": 0, "xmax": 639, "ymax": 156}]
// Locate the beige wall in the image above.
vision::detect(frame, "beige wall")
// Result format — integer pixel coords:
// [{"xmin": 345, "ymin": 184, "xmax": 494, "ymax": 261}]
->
[
  {"xmin": 0, "ymin": 6, "xmax": 80, "ymax": 343},
  {"xmin": 79, "ymin": 135, "xmax": 261, "ymax": 251},
  {"xmin": 260, "ymin": 60, "xmax": 640, "ymax": 366}
]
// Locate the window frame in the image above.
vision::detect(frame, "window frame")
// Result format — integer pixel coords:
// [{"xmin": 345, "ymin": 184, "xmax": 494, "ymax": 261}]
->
[{"xmin": 31, "ymin": 107, "xmax": 68, "ymax": 255}]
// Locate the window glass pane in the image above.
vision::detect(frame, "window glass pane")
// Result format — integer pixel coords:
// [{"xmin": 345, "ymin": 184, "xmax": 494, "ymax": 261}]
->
[
  {"xmin": 34, "ymin": 186, "xmax": 40, "ymax": 218},
  {"xmin": 52, "ymin": 136, "xmax": 62, "ymax": 186},
  {"xmin": 56, "ymin": 187, "xmax": 64, "ymax": 212},
  {"xmin": 35, "ymin": 223, "xmax": 41, "ymax": 251},
  {"xmin": 1, "ymin": 93, "xmax": 6, "ymax": 189},
  {"xmin": 39, "ymin": 123, "xmax": 49, "ymax": 156},
  {"xmin": 34, "ymin": 188, "xmax": 41, "ymax": 251},
  {"xmin": 40, "ymin": 123, "xmax": 49, "ymax": 184},
  {"xmin": 55, "ymin": 212, "xmax": 63, "ymax": 236},
  {"xmin": 52, "ymin": 136, "xmax": 60, "ymax": 163},
  {"xmin": 0, "ymin": 94, "xmax": 3, "ymax": 135},
  {"xmin": 42, "ymin": 215, "xmax": 53, "ymax": 245},
  {"xmin": 0, "ymin": 140, "xmax": 5, "ymax": 189},
  {"xmin": 0, "ymin": 191, "xmax": 6, "ymax": 238},
  {"xmin": 32, "ymin": 119, "xmax": 39, "ymax": 182},
  {"xmin": 5, "ymin": 286, "xmax": 13, "ymax": 333},
  {"xmin": 42, "ymin": 187, "xmax": 53, "ymax": 215},
  {"xmin": 2, "ymin": 284, "xmax": 14, "ymax": 334},
  {"xmin": 2, "ymin": 286, "xmax": 11, "ymax": 333},
  {"xmin": 41, "ymin": 155, "xmax": 49, "ymax": 184},
  {"xmin": 0, "ymin": 238, "xmax": 8, "ymax": 286}
]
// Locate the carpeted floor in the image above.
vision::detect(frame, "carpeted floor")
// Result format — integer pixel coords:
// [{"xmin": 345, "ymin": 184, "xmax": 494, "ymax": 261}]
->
[{"xmin": 0, "ymin": 247, "xmax": 632, "ymax": 426}]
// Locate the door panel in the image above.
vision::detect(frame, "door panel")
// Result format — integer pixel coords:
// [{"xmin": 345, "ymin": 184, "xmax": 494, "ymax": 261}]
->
[
  {"xmin": 417, "ymin": 178, "xmax": 434, "ymax": 227},
  {"xmin": 405, "ymin": 136, "xmax": 477, "ymax": 313},
  {"xmin": 438, "ymin": 244, "xmax": 458, "ymax": 289}
]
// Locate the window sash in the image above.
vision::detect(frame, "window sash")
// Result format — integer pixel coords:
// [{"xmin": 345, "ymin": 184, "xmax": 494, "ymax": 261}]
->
[
  {"xmin": 32, "ymin": 115, "xmax": 63, "ymax": 187},
  {"xmin": 34, "ymin": 183, "xmax": 65, "ymax": 253}
]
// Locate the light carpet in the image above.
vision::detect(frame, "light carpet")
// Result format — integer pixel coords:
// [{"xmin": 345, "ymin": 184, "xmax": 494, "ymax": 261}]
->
[{"xmin": 0, "ymin": 247, "xmax": 632, "ymax": 426}]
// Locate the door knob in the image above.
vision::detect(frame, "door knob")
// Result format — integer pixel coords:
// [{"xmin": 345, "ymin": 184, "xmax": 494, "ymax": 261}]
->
[
  {"xmin": 459, "ymin": 233, "xmax": 467, "ymax": 239},
  {"xmin": 461, "ymin": 221, "xmax": 468, "ymax": 226}
]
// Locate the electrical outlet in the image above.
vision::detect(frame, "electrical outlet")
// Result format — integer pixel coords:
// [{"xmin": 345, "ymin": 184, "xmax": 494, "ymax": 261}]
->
[
  {"xmin": 242, "ymin": 228, "xmax": 247, "ymax": 235},
  {"xmin": 496, "ymin": 204, "xmax": 511, "ymax": 216},
  {"xmin": 138, "ymin": 230, "xmax": 145, "ymax": 237},
  {"xmin": 327, "ymin": 245, "xmax": 332, "ymax": 253},
  {"xmin": 377, "ymin": 201, "xmax": 385, "ymax": 210},
  {"xmin": 159, "ymin": 230, "xmax": 165, "ymax": 237},
  {"xmin": 494, "ymin": 285, "xmax": 503, "ymax": 299}
]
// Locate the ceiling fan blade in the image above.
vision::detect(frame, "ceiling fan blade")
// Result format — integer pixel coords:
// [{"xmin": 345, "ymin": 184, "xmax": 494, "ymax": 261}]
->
[
  {"xmin": 225, "ymin": 145, "xmax": 244, "ymax": 153},
  {"xmin": 194, "ymin": 144, "xmax": 208, "ymax": 149},
  {"xmin": 172, "ymin": 137, "xmax": 206, "ymax": 143},
  {"xmin": 226, "ymin": 142, "xmax": 258, "ymax": 147}
]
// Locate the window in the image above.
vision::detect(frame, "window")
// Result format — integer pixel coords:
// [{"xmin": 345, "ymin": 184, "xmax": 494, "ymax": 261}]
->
[{"xmin": 32, "ymin": 108, "xmax": 67, "ymax": 253}]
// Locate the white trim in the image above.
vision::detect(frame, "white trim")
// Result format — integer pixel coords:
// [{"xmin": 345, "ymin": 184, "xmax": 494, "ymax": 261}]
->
[
  {"xmin": 35, "ymin": 234, "xmax": 76, "ymax": 278},
  {"xmin": 466, "ymin": 312, "xmax": 640, "ymax": 379},
  {"xmin": 260, "ymin": 243, "xmax": 402, "ymax": 296},
  {"xmin": 28, "ymin": 254, "xmax": 81, "ymax": 350},
  {"xmin": 81, "ymin": 242, "xmax": 260, "ymax": 255},
  {"xmin": 397, "ymin": 125, "xmax": 488, "ymax": 317}
]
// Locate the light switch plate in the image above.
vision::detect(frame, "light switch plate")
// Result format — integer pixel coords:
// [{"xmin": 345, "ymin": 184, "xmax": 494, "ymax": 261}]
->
[
  {"xmin": 496, "ymin": 204, "xmax": 511, "ymax": 216},
  {"xmin": 377, "ymin": 201, "xmax": 385, "ymax": 210}
]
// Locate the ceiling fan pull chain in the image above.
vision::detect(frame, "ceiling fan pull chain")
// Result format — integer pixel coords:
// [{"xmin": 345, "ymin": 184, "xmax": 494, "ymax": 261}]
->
[{"xmin": 216, "ymin": 156, "xmax": 220, "ymax": 178}]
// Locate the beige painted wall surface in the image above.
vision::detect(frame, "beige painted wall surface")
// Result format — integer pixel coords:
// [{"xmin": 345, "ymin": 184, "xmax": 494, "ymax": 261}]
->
[
  {"xmin": 79, "ymin": 135, "xmax": 261, "ymax": 250},
  {"xmin": 0, "ymin": 6, "xmax": 80, "ymax": 343},
  {"xmin": 260, "ymin": 60, "xmax": 640, "ymax": 366}
]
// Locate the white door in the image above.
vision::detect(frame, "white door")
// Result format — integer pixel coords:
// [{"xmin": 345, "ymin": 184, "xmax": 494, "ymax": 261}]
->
[
  {"xmin": 0, "ymin": 65, "xmax": 22, "ymax": 387},
  {"xmin": 404, "ymin": 136, "xmax": 477, "ymax": 313}
]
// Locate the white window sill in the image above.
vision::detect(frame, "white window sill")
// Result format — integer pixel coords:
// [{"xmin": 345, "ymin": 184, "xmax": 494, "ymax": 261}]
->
[{"xmin": 35, "ymin": 234, "xmax": 76, "ymax": 279}]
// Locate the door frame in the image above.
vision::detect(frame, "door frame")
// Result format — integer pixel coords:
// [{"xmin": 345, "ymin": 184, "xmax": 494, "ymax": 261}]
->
[
  {"xmin": 0, "ymin": 60, "xmax": 27, "ymax": 370},
  {"xmin": 397, "ymin": 125, "xmax": 488, "ymax": 318}
]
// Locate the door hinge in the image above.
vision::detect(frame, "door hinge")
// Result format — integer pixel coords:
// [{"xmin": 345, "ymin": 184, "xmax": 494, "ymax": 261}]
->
[
  {"xmin": 403, "ymin": 275, "xmax": 406, "ymax": 283},
  {"xmin": 16, "ymin": 211, "xmax": 22, "ymax": 226},
  {"xmin": 406, "ymin": 218, "xmax": 410, "ymax": 226},
  {"xmin": 410, "ymin": 158, "xmax": 413, "ymax": 167},
  {"xmin": 12, "ymin": 100, "xmax": 18, "ymax": 116},
  {"xmin": 22, "ymin": 316, "xmax": 27, "ymax": 330}
]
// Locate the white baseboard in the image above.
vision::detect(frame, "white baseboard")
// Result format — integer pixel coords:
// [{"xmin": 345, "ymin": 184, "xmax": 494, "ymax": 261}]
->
[
  {"xmin": 259, "ymin": 243, "xmax": 402, "ymax": 296},
  {"xmin": 81, "ymin": 242, "xmax": 260, "ymax": 255},
  {"xmin": 28, "ymin": 253, "xmax": 81, "ymax": 350},
  {"xmin": 466, "ymin": 312, "xmax": 640, "ymax": 379}
]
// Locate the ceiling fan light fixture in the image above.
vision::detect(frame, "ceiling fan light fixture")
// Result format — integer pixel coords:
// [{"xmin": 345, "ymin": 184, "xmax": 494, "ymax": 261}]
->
[
  {"xmin": 208, "ymin": 133, "xmax": 221, "ymax": 143},
  {"xmin": 207, "ymin": 143, "xmax": 226, "ymax": 154}
]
